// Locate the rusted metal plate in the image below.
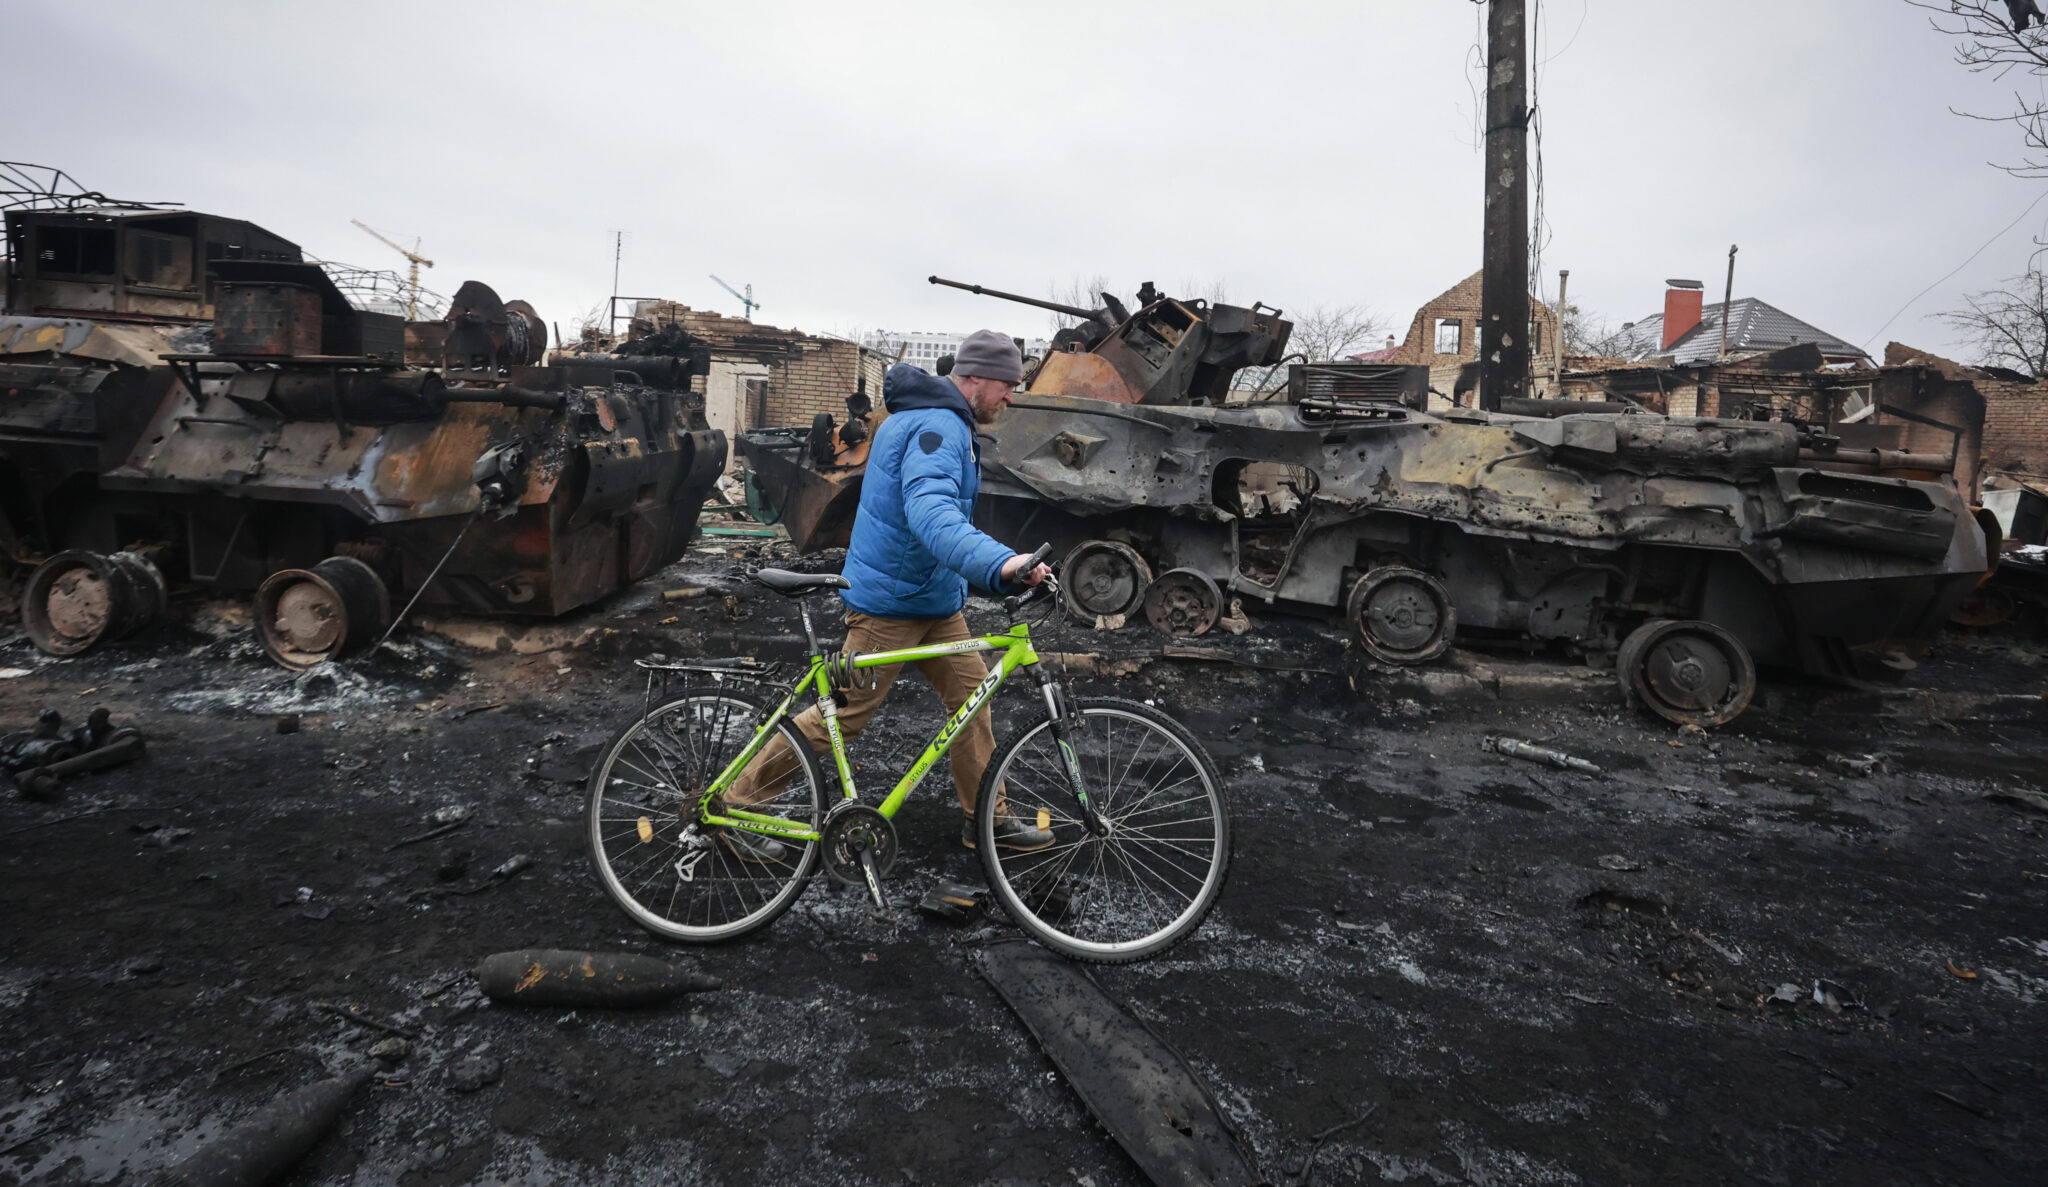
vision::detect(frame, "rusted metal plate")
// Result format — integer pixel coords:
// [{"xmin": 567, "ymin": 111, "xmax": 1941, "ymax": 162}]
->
[{"xmin": 1030, "ymin": 351, "xmax": 1139, "ymax": 403}]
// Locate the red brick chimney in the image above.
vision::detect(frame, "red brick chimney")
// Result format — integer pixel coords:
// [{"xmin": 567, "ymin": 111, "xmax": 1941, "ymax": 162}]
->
[{"xmin": 1662, "ymin": 279, "xmax": 1704, "ymax": 351}]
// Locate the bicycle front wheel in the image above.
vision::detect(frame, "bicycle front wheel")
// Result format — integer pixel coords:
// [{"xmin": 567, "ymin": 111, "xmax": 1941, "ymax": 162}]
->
[
  {"xmin": 976, "ymin": 696, "xmax": 1230, "ymax": 963},
  {"xmin": 587, "ymin": 688, "xmax": 824, "ymax": 942}
]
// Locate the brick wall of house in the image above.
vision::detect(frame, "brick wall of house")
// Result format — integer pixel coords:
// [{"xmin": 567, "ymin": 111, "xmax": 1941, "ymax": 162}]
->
[
  {"xmin": 1977, "ymin": 378, "xmax": 2048, "ymax": 477},
  {"xmin": 1389, "ymin": 270, "xmax": 1562, "ymax": 398},
  {"xmin": 632, "ymin": 301, "xmax": 885, "ymax": 429},
  {"xmin": 1886, "ymin": 343, "xmax": 2047, "ymax": 484}
]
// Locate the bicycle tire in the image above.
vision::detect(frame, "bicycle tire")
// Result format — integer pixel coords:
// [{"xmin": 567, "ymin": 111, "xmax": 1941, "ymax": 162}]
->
[
  {"xmin": 587, "ymin": 687, "xmax": 825, "ymax": 943},
  {"xmin": 975, "ymin": 696, "xmax": 1231, "ymax": 963}
]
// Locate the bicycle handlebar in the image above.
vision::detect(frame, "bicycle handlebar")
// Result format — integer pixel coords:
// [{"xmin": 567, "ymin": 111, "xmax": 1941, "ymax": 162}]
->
[{"xmin": 1003, "ymin": 542, "xmax": 1058, "ymax": 620}]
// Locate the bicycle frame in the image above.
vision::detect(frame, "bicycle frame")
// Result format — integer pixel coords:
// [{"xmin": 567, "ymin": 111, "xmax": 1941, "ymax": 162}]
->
[{"xmin": 693, "ymin": 620, "xmax": 1057, "ymax": 844}]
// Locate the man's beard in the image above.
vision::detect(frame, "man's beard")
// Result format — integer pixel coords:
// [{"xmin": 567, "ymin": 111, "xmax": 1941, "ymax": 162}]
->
[{"xmin": 973, "ymin": 398, "xmax": 1004, "ymax": 425}]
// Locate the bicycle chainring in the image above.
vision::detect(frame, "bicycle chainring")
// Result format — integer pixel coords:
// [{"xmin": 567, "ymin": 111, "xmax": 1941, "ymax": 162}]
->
[{"xmin": 819, "ymin": 802, "xmax": 898, "ymax": 886}]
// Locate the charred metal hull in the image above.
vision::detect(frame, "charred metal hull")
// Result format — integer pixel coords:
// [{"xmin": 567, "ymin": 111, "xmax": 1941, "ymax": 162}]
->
[
  {"xmin": 735, "ymin": 423, "xmax": 872, "ymax": 554},
  {"xmin": 972, "ymin": 397, "xmax": 1990, "ymax": 679},
  {"xmin": 2, "ymin": 360, "xmax": 725, "ymax": 617}
]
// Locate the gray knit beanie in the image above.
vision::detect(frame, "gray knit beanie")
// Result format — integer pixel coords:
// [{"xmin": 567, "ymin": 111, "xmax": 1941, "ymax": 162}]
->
[{"xmin": 951, "ymin": 329, "xmax": 1023, "ymax": 384}]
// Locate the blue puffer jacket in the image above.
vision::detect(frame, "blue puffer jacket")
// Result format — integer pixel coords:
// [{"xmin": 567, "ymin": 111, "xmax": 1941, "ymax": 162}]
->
[{"xmin": 841, "ymin": 365, "xmax": 1016, "ymax": 619}]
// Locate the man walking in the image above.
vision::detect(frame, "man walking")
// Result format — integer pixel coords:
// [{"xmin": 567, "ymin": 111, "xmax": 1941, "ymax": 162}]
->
[{"xmin": 727, "ymin": 330, "xmax": 1053, "ymax": 857}]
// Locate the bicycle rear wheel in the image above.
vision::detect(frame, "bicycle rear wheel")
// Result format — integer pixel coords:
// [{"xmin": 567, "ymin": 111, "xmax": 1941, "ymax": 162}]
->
[
  {"xmin": 976, "ymin": 696, "xmax": 1230, "ymax": 963},
  {"xmin": 587, "ymin": 688, "xmax": 824, "ymax": 942}
]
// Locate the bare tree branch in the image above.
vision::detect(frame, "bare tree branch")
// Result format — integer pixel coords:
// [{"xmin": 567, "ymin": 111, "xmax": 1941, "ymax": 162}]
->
[
  {"xmin": 1907, "ymin": 1, "xmax": 2048, "ymax": 175},
  {"xmin": 1550, "ymin": 300, "xmax": 1634, "ymax": 358},
  {"xmin": 1938, "ymin": 268, "xmax": 2048, "ymax": 374},
  {"xmin": 1288, "ymin": 304, "xmax": 1388, "ymax": 363}
]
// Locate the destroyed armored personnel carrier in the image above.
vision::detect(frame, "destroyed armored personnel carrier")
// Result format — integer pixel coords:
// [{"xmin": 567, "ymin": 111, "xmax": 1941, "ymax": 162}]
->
[
  {"xmin": 1, "ymin": 204, "xmax": 726, "ymax": 668},
  {"xmin": 742, "ymin": 277, "xmax": 1993, "ymax": 727},
  {"xmin": 975, "ymin": 387, "xmax": 1990, "ymax": 725}
]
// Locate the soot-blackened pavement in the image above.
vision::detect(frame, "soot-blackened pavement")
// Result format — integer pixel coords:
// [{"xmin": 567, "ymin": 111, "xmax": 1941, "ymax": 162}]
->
[{"xmin": 3, "ymin": 547, "xmax": 2046, "ymax": 1186}]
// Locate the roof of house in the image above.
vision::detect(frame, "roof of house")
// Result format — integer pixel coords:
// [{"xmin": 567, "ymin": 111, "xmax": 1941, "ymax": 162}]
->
[{"xmin": 1613, "ymin": 297, "xmax": 1869, "ymax": 367}]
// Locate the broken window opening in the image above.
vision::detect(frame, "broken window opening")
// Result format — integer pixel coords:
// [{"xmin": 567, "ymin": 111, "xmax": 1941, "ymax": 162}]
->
[
  {"xmin": 128, "ymin": 230, "xmax": 195, "ymax": 290},
  {"xmin": 35, "ymin": 225, "xmax": 118, "ymax": 277},
  {"xmin": 1434, "ymin": 318, "xmax": 1463, "ymax": 356}
]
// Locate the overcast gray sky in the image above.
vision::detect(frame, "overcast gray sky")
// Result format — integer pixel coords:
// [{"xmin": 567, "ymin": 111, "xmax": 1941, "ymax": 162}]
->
[{"xmin": 9, "ymin": 1, "xmax": 2038, "ymax": 360}]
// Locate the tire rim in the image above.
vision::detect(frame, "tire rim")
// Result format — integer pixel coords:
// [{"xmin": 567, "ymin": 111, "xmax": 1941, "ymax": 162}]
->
[
  {"xmin": 1347, "ymin": 566, "xmax": 1455, "ymax": 664},
  {"xmin": 1142, "ymin": 568, "xmax": 1222, "ymax": 637},
  {"xmin": 1061, "ymin": 541, "xmax": 1152, "ymax": 621}
]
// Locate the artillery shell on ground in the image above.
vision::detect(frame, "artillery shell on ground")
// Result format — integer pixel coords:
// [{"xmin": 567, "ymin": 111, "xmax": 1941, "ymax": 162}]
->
[
  {"xmin": 160, "ymin": 1067, "xmax": 371, "ymax": 1187},
  {"xmin": 474, "ymin": 949, "xmax": 721, "ymax": 1008}
]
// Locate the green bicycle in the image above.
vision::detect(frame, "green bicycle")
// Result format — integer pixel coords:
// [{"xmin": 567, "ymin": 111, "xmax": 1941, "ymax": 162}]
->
[{"xmin": 585, "ymin": 545, "xmax": 1232, "ymax": 963}]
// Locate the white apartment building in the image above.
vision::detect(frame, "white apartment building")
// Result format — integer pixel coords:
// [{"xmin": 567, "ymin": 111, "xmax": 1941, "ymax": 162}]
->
[{"xmin": 861, "ymin": 329, "xmax": 1053, "ymax": 376}]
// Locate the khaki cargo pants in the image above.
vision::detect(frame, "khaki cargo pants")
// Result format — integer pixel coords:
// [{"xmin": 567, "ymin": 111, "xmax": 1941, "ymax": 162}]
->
[{"xmin": 726, "ymin": 609, "xmax": 1003, "ymax": 816}]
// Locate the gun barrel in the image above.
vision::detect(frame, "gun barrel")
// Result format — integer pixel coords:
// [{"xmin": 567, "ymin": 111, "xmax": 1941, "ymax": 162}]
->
[{"xmin": 928, "ymin": 276, "xmax": 1097, "ymax": 321}]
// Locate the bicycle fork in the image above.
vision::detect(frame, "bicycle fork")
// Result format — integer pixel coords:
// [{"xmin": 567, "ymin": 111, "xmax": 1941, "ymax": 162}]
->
[{"xmin": 1035, "ymin": 669, "xmax": 1108, "ymax": 838}]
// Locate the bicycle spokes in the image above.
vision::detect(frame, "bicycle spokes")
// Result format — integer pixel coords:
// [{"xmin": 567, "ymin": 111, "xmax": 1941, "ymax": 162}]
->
[
  {"xmin": 589, "ymin": 693, "xmax": 823, "ymax": 942},
  {"xmin": 982, "ymin": 703, "xmax": 1228, "ymax": 960}
]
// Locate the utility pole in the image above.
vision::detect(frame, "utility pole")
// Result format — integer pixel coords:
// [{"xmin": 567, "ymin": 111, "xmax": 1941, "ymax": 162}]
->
[
  {"xmin": 1554, "ymin": 268, "xmax": 1569, "ymax": 389},
  {"xmin": 1718, "ymin": 245, "xmax": 1738, "ymax": 360},
  {"xmin": 1478, "ymin": 0, "xmax": 1529, "ymax": 413}
]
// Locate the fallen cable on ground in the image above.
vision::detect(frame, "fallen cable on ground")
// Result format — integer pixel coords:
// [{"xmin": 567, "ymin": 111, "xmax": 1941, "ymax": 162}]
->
[{"xmin": 1482, "ymin": 734, "xmax": 1602, "ymax": 775}]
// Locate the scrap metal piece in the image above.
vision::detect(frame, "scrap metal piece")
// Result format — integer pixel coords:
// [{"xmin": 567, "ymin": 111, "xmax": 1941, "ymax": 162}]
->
[
  {"xmin": 160, "ymin": 1067, "xmax": 372, "ymax": 1187},
  {"xmin": 976, "ymin": 940, "xmax": 1260, "ymax": 1187},
  {"xmin": 1482, "ymin": 735, "xmax": 1603, "ymax": 775},
  {"xmin": 474, "ymin": 949, "xmax": 721, "ymax": 1007},
  {"xmin": 916, "ymin": 881, "xmax": 986, "ymax": 925},
  {"xmin": 16, "ymin": 728, "xmax": 144, "ymax": 799}
]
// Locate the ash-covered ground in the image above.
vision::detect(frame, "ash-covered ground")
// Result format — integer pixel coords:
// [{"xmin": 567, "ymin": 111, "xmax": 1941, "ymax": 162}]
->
[{"xmin": 2, "ymin": 541, "xmax": 2046, "ymax": 1186}]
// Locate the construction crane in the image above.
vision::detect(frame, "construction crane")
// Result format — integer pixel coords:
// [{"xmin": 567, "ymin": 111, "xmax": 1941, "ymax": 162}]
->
[
  {"xmin": 351, "ymin": 219, "xmax": 434, "ymax": 321},
  {"xmin": 710, "ymin": 274, "xmax": 759, "ymax": 320}
]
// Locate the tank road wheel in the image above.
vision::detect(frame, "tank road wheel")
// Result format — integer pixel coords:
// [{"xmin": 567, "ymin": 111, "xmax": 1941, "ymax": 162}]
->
[
  {"xmin": 1142, "ymin": 568, "xmax": 1223, "ymax": 638},
  {"xmin": 1617, "ymin": 619, "xmax": 1756, "ymax": 729},
  {"xmin": 1060, "ymin": 540, "xmax": 1152, "ymax": 624},
  {"xmin": 1346, "ymin": 566, "xmax": 1455, "ymax": 665},
  {"xmin": 1951, "ymin": 586, "xmax": 2017, "ymax": 629},
  {"xmin": 254, "ymin": 557, "xmax": 393, "ymax": 670},
  {"xmin": 22, "ymin": 551, "xmax": 167, "ymax": 657}
]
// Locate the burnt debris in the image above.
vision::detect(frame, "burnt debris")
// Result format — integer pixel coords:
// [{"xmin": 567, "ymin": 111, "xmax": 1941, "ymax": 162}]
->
[
  {"xmin": 0, "ymin": 200, "xmax": 728, "ymax": 669},
  {"xmin": 1, "ymin": 707, "xmax": 144, "ymax": 800}
]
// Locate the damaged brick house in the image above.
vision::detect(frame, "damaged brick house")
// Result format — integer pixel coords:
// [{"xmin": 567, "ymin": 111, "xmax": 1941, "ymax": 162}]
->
[
  {"xmin": 1382, "ymin": 270, "xmax": 1562, "ymax": 405},
  {"xmin": 623, "ymin": 301, "xmax": 886, "ymax": 471}
]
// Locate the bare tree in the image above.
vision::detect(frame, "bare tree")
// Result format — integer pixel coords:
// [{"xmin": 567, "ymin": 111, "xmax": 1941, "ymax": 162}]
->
[
  {"xmin": 1552, "ymin": 301, "xmax": 1635, "ymax": 358},
  {"xmin": 571, "ymin": 302, "xmax": 611, "ymax": 348},
  {"xmin": 1046, "ymin": 275, "xmax": 1114, "ymax": 338},
  {"xmin": 1288, "ymin": 303, "xmax": 1388, "ymax": 362},
  {"xmin": 1906, "ymin": 1, "xmax": 2048, "ymax": 175},
  {"xmin": 1940, "ymin": 269, "xmax": 2048, "ymax": 374}
]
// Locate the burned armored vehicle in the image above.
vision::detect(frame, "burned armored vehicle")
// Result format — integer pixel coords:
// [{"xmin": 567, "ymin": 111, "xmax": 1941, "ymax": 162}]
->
[
  {"xmin": 974, "ymin": 376, "xmax": 1990, "ymax": 726},
  {"xmin": 735, "ymin": 276, "xmax": 1295, "ymax": 551},
  {"xmin": 745, "ymin": 277, "xmax": 1991, "ymax": 727},
  {"xmin": 1, "ymin": 202, "xmax": 726, "ymax": 668}
]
